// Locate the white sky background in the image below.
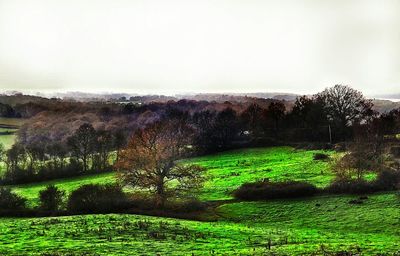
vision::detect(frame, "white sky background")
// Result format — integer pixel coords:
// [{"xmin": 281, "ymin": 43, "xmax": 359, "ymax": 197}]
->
[{"xmin": 0, "ymin": 0, "xmax": 399, "ymax": 95}]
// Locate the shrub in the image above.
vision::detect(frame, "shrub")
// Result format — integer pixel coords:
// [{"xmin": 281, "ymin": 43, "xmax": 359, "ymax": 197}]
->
[
  {"xmin": 374, "ymin": 169, "xmax": 400, "ymax": 190},
  {"xmin": 326, "ymin": 179, "xmax": 379, "ymax": 194},
  {"xmin": 233, "ymin": 181, "xmax": 318, "ymax": 201},
  {"xmin": 39, "ymin": 185, "xmax": 65, "ymax": 211},
  {"xmin": 327, "ymin": 170, "xmax": 400, "ymax": 195},
  {"xmin": 313, "ymin": 153, "xmax": 329, "ymax": 160},
  {"xmin": 390, "ymin": 146, "xmax": 400, "ymax": 158},
  {"xmin": 67, "ymin": 184, "xmax": 128, "ymax": 213},
  {"xmin": 175, "ymin": 199, "xmax": 207, "ymax": 213},
  {"xmin": 0, "ymin": 187, "xmax": 26, "ymax": 210}
]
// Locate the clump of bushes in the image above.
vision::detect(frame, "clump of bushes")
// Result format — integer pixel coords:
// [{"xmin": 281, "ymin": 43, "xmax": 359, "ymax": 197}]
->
[
  {"xmin": 39, "ymin": 185, "xmax": 65, "ymax": 212},
  {"xmin": 390, "ymin": 146, "xmax": 400, "ymax": 158},
  {"xmin": 313, "ymin": 153, "xmax": 329, "ymax": 161},
  {"xmin": 67, "ymin": 184, "xmax": 129, "ymax": 213},
  {"xmin": 374, "ymin": 169, "xmax": 400, "ymax": 190},
  {"xmin": 1, "ymin": 160, "xmax": 84, "ymax": 185},
  {"xmin": 0, "ymin": 187, "xmax": 26, "ymax": 210},
  {"xmin": 326, "ymin": 179, "xmax": 379, "ymax": 194},
  {"xmin": 173, "ymin": 199, "xmax": 207, "ymax": 213},
  {"xmin": 233, "ymin": 181, "xmax": 318, "ymax": 201},
  {"xmin": 326, "ymin": 169, "xmax": 400, "ymax": 194}
]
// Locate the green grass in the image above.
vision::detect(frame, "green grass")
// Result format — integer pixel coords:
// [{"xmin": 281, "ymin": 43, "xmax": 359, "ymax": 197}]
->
[
  {"xmin": 0, "ymin": 193, "xmax": 398, "ymax": 255},
  {"xmin": 12, "ymin": 172, "xmax": 116, "ymax": 207},
  {"xmin": 0, "ymin": 214, "xmax": 275, "ymax": 255},
  {"xmin": 188, "ymin": 147, "xmax": 335, "ymax": 200},
  {"xmin": 3, "ymin": 146, "xmax": 398, "ymax": 255},
  {"xmin": 217, "ymin": 192, "xmax": 400, "ymax": 255},
  {"xmin": 0, "ymin": 127, "xmax": 17, "ymax": 133},
  {"xmin": 11, "ymin": 147, "xmax": 333, "ymax": 205}
]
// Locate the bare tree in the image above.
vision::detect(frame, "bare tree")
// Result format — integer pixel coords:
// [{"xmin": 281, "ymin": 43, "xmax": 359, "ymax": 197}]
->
[
  {"xmin": 332, "ymin": 120, "xmax": 387, "ymax": 181},
  {"xmin": 317, "ymin": 85, "xmax": 374, "ymax": 136},
  {"xmin": 116, "ymin": 120, "xmax": 205, "ymax": 208},
  {"xmin": 67, "ymin": 123, "xmax": 96, "ymax": 173}
]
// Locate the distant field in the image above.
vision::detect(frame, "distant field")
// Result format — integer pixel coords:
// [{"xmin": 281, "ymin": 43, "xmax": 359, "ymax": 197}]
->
[
  {"xmin": 0, "ymin": 134, "xmax": 16, "ymax": 149},
  {"xmin": 0, "ymin": 117, "xmax": 27, "ymax": 127},
  {"xmin": 0, "ymin": 192, "xmax": 398, "ymax": 255},
  {"xmin": 0, "ymin": 117, "xmax": 25, "ymax": 149},
  {"xmin": 0, "ymin": 127, "xmax": 17, "ymax": 133},
  {"xmin": 12, "ymin": 172, "xmax": 116, "ymax": 207}
]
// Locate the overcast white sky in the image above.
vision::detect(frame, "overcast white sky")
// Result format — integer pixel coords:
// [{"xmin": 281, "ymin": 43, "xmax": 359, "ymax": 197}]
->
[{"xmin": 0, "ymin": 0, "xmax": 399, "ymax": 95}]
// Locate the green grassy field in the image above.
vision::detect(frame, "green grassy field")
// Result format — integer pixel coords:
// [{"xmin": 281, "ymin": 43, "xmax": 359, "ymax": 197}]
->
[
  {"xmin": 11, "ymin": 147, "xmax": 333, "ymax": 205},
  {"xmin": 188, "ymin": 147, "xmax": 334, "ymax": 200},
  {"xmin": 2, "ymin": 146, "xmax": 399, "ymax": 255},
  {"xmin": 217, "ymin": 192, "xmax": 400, "ymax": 255},
  {"xmin": 0, "ymin": 192, "xmax": 398, "ymax": 255}
]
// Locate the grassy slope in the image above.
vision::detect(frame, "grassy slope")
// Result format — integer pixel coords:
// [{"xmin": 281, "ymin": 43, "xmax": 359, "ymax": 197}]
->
[
  {"xmin": 0, "ymin": 193, "xmax": 398, "ymax": 255},
  {"xmin": 2, "ymin": 147, "xmax": 399, "ymax": 255},
  {"xmin": 217, "ymin": 193, "xmax": 400, "ymax": 255},
  {"xmin": 13, "ymin": 172, "xmax": 116, "ymax": 207},
  {"xmin": 0, "ymin": 214, "xmax": 271, "ymax": 255},
  {"xmin": 11, "ymin": 147, "xmax": 333, "ymax": 205},
  {"xmin": 188, "ymin": 147, "xmax": 334, "ymax": 200}
]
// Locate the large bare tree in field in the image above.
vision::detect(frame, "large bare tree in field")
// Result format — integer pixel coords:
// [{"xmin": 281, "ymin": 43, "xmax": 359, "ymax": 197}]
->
[
  {"xmin": 318, "ymin": 84, "xmax": 374, "ymax": 128},
  {"xmin": 116, "ymin": 120, "xmax": 205, "ymax": 208},
  {"xmin": 317, "ymin": 84, "xmax": 375, "ymax": 141}
]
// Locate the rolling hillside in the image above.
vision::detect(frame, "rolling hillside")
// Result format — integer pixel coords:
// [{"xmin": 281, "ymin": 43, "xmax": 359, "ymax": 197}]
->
[{"xmin": 2, "ymin": 147, "xmax": 399, "ymax": 255}]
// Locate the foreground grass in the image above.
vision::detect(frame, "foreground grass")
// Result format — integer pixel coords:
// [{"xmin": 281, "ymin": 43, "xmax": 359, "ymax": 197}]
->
[
  {"xmin": 0, "ymin": 213, "xmax": 272, "ymax": 256},
  {"xmin": 218, "ymin": 192, "xmax": 400, "ymax": 255},
  {"xmin": 2, "ymin": 146, "xmax": 399, "ymax": 255},
  {"xmin": 0, "ymin": 192, "xmax": 398, "ymax": 255}
]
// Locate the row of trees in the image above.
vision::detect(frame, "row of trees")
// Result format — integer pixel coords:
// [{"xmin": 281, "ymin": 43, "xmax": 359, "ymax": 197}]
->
[
  {"xmin": 190, "ymin": 84, "xmax": 376, "ymax": 152},
  {"xmin": 0, "ymin": 103, "xmax": 20, "ymax": 118},
  {"xmin": 0, "ymin": 125, "xmax": 127, "ymax": 184}
]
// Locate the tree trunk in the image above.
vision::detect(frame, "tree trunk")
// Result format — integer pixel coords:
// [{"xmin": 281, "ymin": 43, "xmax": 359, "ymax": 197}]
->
[
  {"xmin": 155, "ymin": 177, "xmax": 165, "ymax": 208},
  {"xmin": 83, "ymin": 154, "xmax": 87, "ymax": 173}
]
